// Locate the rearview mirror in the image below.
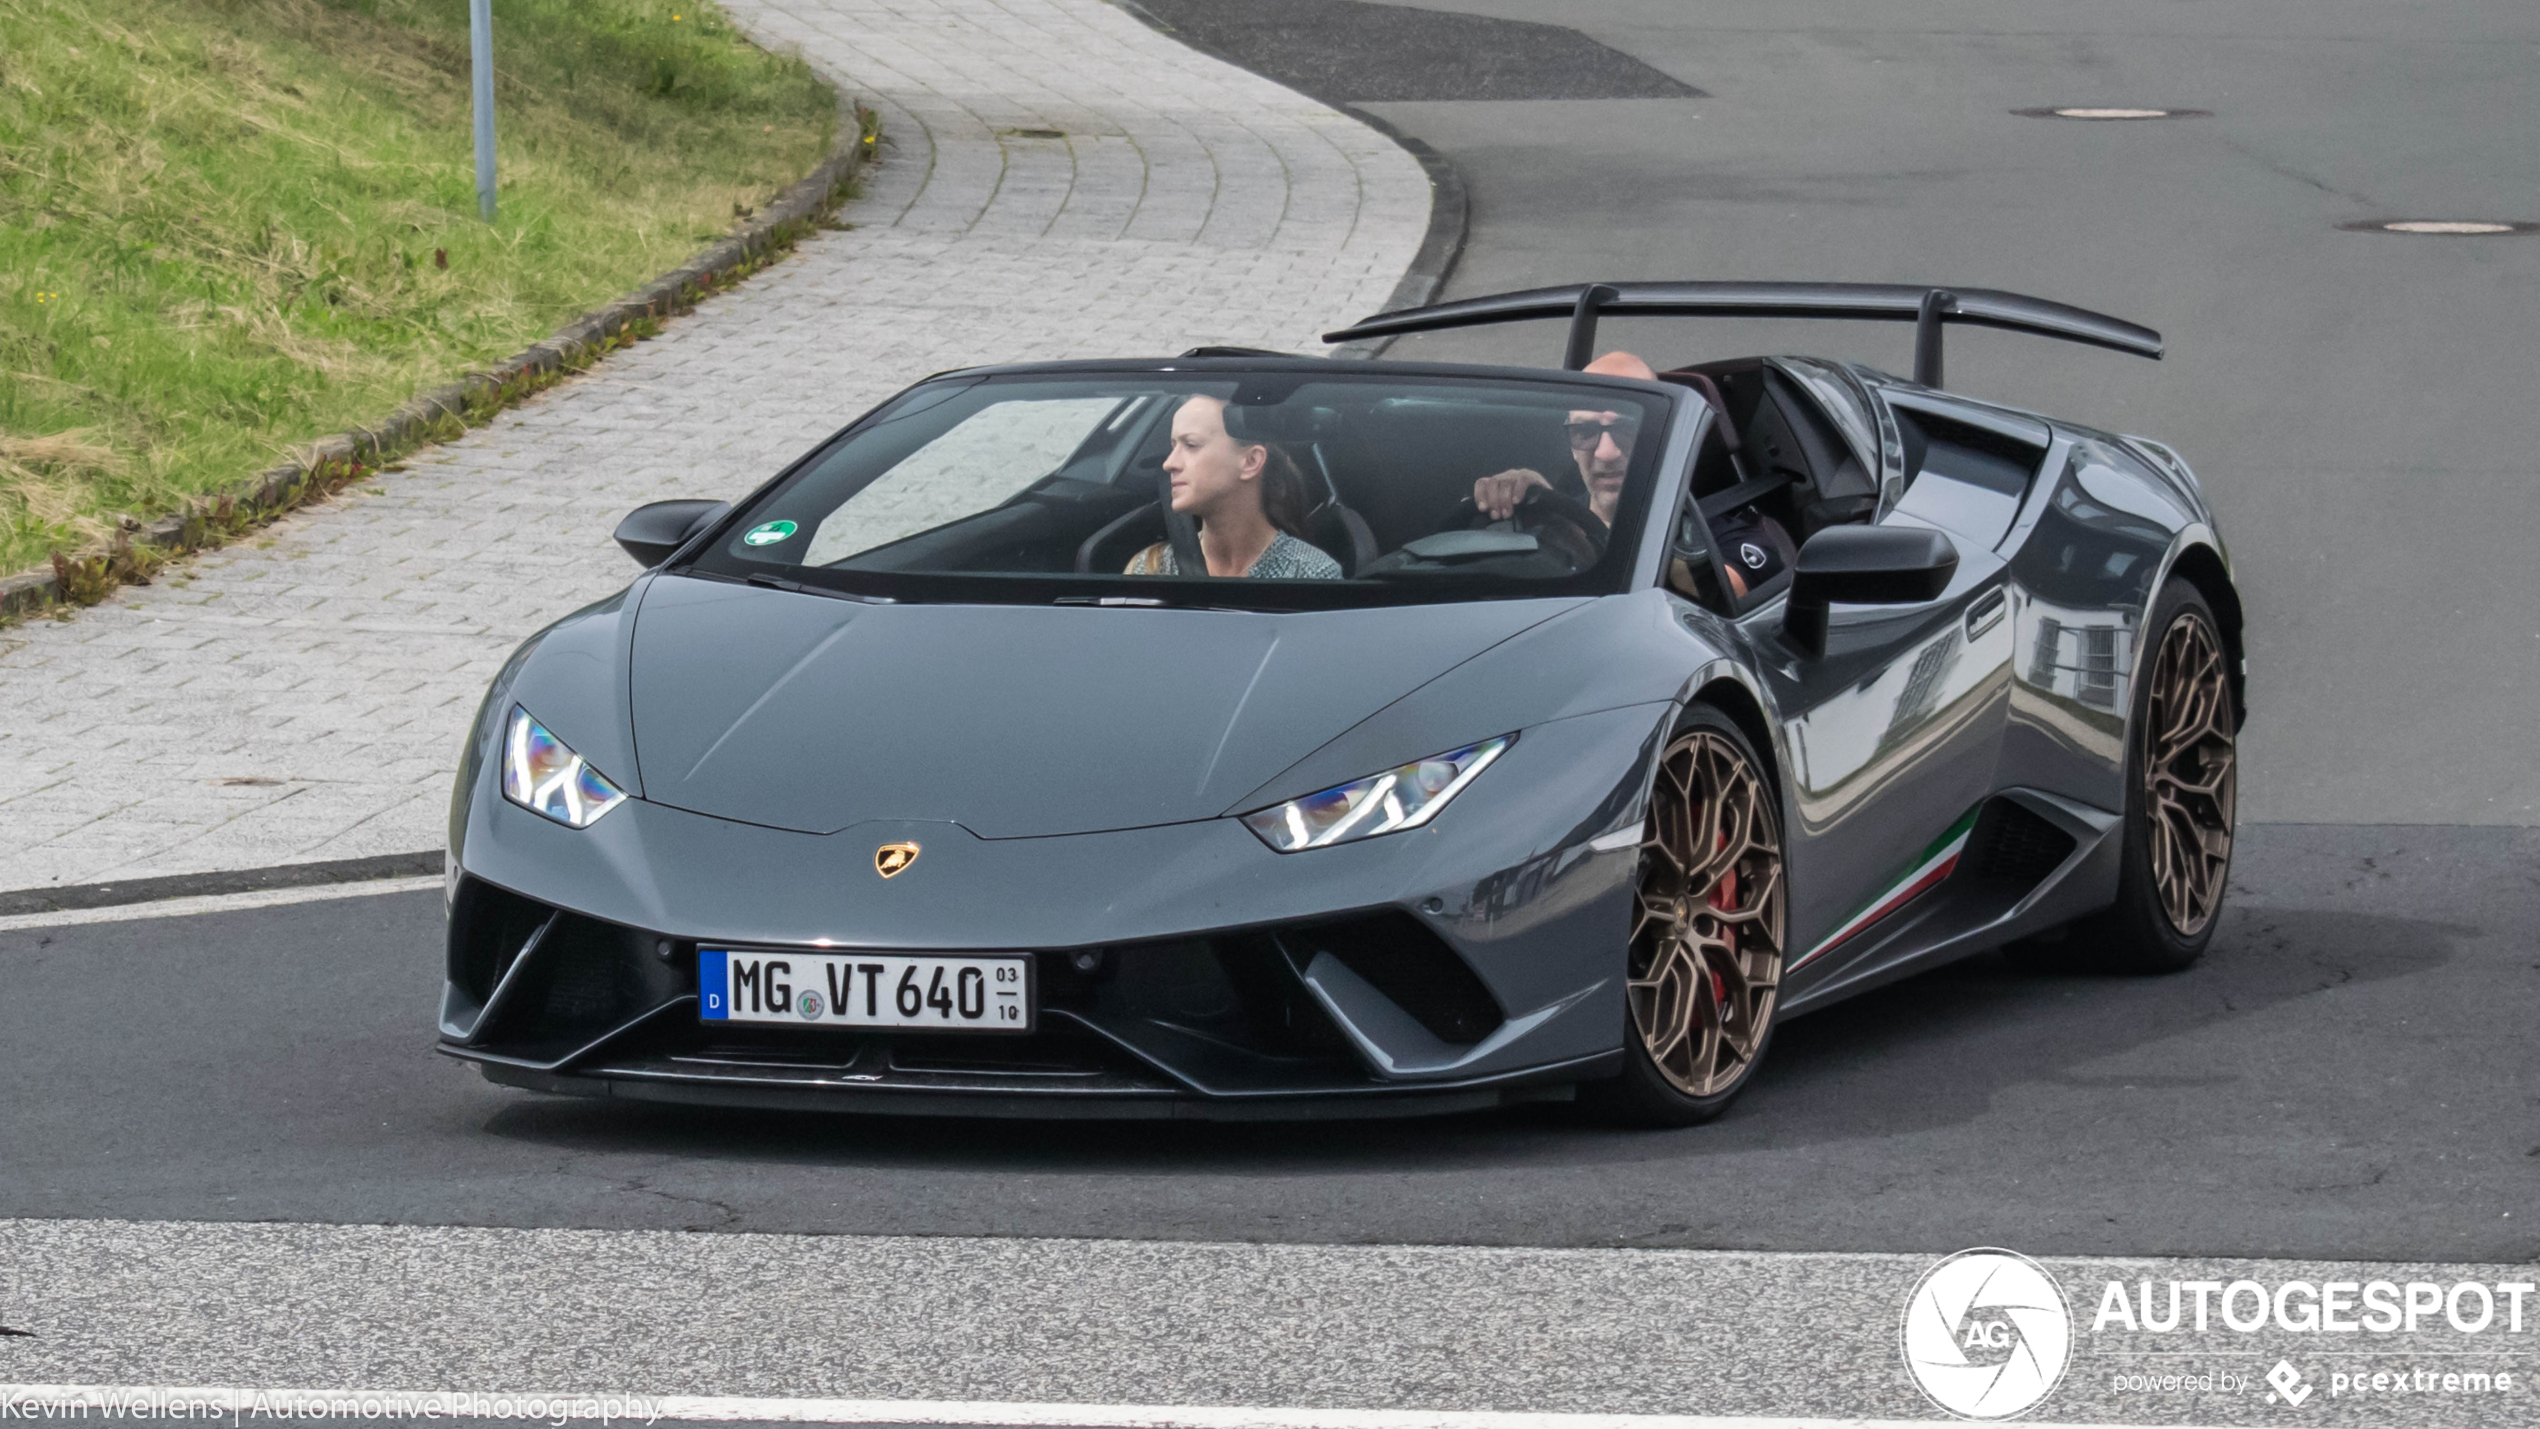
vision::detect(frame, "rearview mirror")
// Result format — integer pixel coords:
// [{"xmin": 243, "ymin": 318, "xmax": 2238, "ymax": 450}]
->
[
  {"xmin": 614, "ymin": 499, "xmax": 730, "ymax": 568},
  {"xmin": 1783, "ymin": 525, "xmax": 1958, "ymax": 655}
]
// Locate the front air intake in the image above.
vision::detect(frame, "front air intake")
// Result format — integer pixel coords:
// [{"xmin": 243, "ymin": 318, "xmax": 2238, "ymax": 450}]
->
[{"xmin": 1280, "ymin": 912, "xmax": 1505, "ymax": 1046}]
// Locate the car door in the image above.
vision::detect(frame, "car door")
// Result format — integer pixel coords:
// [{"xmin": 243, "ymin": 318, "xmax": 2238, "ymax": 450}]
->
[{"xmin": 1731, "ymin": 393, "xmax": 2046, "ymax": 986}]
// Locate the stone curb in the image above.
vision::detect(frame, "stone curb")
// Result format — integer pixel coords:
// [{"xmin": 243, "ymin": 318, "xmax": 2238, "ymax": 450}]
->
[
  {"xmin": 1111, "ymin": 0, "xmax": 1470, "ymax": 359},
  {"xmin": 1326, "ymin": 105, "xmax": 1470, "ymax": 358},
  {"xmin": 0, "ymin": 103, "xmax": 877, "ymax": 623},
  {"xmin": 0, "ymin": 851, "xmax": 445, "ymax": 916}
]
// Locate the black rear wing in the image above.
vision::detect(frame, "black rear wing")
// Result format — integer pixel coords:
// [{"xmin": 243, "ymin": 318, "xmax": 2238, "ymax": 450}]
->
[{"xmin": 1321, "ymin": 281, "xmax": 2162, "ymax": 389}]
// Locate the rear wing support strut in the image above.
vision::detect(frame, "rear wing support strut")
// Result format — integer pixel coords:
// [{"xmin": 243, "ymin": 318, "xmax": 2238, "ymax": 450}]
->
[
  {"xmin": 1914, "ymin": 289, "xmax": 1955, "ymax": 388},
  {"xmin": 1563, "ymin": 284, "xmax": 1619, "ymax": 371}
]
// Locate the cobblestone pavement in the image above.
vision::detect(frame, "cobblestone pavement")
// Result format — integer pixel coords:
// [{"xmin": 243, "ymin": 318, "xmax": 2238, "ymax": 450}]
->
[{"xmin": 0, "ymin": 0, "xmax": 1429, "ymax": 892}]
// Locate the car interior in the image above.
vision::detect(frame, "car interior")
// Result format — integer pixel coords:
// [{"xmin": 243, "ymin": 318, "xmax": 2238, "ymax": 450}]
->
[
  {"xmin": 1649, "ymin": 359, "xmax": 1884, "ymax": 613},
  {"xmin": 1651, "ymin": 363, "xmax": 2061, "ymax": 614},
  {"xmin": 809, "ymin": 368, "xmax": 1909, "ymax": 602}
]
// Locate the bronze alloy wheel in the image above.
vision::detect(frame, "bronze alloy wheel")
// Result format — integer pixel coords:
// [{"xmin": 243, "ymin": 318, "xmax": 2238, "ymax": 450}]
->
[
  {"xmin": 2143, "ymin": 607, "xmax": 2237, "ymax": 936},
  {"xmin": 1629, "ymin": 729, "xmax": 1787, "ymax": 1098}
]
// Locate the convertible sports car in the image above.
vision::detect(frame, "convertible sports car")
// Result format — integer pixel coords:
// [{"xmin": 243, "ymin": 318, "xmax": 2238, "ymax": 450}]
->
[{"xmin": 439, "ymin": 281, "xmax": 2244, "ymax": 1124}]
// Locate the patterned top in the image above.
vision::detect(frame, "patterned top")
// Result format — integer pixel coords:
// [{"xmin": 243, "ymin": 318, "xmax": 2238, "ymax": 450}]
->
[{"xmin": 1124, "ymin": 531, "xmax": 1343, "ymax": 580}]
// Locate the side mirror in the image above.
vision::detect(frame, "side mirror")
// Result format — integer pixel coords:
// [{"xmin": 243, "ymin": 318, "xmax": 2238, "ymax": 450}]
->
[
  {"xmin": 614, "ymin": 499, "xmax": 730, "ymax": 568},
  {"xmin": 1783, "ymin": 525, "xmax": 1958, "ymax": 655}
]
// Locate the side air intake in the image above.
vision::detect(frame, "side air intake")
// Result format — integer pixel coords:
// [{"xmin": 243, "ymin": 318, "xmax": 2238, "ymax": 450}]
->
[{"xmin": 1964, "ymin": 799, "xmax": 2079, "ymax": 886}]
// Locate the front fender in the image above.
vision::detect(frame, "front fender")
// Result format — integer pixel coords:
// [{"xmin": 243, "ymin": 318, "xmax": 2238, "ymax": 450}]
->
[{"xmin": 1233, "ymin": 589, "xmax": 1724, "ymax": 812}]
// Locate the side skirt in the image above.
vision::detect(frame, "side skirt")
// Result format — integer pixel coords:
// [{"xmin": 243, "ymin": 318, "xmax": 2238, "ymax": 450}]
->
[{"xmin": 1778, "ymin": 789, "xmax": 2120, "ymax": 1017}]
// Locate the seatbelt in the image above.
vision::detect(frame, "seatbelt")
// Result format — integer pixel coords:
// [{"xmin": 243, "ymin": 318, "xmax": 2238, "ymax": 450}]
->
[{"xmin": 1159, "ymin": 466, "xmax": 1206, "ymax": 574}]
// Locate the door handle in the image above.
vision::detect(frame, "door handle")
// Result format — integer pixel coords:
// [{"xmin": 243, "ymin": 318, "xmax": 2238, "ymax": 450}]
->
[{"xmin": 1965, "ymin": 587, "xmax": 2008, "ymax": 640}]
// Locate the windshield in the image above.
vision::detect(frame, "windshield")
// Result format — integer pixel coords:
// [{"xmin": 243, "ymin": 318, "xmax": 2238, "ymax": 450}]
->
[{"xmin": 679, "ymin": 369, "xmax": 1673, "ymax": 609}]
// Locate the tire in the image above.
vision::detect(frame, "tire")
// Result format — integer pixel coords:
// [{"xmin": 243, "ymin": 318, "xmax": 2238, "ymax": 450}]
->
[
  {"xmin": 1580, "ymin": 705, "xmax": 1787, "ymax": 1126},
  {"xmin": 2065, "ymin": 578, "xmax": 2239, "ymax": 972}
]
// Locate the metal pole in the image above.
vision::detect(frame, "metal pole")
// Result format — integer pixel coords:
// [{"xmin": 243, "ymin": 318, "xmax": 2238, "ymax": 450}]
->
[{"xmin": 469, "ymin": 0, "xmax": 497, "ymax": 221}]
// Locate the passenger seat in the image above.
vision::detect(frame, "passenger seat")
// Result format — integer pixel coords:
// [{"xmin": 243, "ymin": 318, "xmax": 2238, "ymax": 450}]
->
[{"xmin": 1300, "ymin": 445, "xmax": 1380, "ymax": 575}]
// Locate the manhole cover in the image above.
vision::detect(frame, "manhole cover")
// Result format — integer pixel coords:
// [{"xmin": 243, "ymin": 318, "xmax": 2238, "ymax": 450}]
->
[
  {"xmin": 2339, "ymin": 219, "xmax": 2537, "ymax": 236},
  {"xmin": 2012, "ymin": 107, "xmax": 2208, "ymax": 120}
]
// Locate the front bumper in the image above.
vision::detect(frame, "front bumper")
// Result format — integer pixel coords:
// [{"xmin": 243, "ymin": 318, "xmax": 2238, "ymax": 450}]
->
[{"xmin": 439, "ymin": 704, "xmax": 1663, "ymax": 1118}]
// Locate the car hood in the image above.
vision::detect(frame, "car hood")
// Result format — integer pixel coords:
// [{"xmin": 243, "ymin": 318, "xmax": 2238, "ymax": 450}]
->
[{"xmin": 625, "ymin": 576, "xmax": 1587, "ymax": 838}]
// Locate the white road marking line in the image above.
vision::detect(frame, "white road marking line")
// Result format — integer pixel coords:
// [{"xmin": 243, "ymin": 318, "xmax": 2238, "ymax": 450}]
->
[
  {"xmin": 0, "ymin": 1387, "xmax": 2199, "ymax": 1429},
  {"xmin": 0, "ymin": 875, "xmax": 440, "ymax": 933}
]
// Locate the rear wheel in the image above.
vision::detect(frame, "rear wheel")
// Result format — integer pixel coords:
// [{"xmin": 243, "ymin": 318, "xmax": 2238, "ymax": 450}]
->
[
  {"xmin": 2066, "ymin": 579, "xmax": 2239, "ymax": 971},
  {"xmin": 1582, "ymin": 707, "xmax": 1787, "ymax": 1126}
]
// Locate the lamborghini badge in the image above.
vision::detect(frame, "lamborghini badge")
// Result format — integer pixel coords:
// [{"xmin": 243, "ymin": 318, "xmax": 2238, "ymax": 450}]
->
[{"xmin": 874, "ymin": 841, "xmax": 920, "ymax": 878}]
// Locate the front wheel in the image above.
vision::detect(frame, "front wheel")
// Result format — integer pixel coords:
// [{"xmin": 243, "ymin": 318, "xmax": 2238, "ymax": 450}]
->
[
  {"xmin": 1580, "ymin": 707, "xmax": 1787, "ymax": 1126},
  {"xmin": 2065, "ymin": 578, "xmax": 2239, "ymax": 971}
]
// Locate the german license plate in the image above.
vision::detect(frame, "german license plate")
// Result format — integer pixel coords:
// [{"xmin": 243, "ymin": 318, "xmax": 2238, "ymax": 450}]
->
[{"xmin": 699, "ymin": 949, "xmax": 1032, "ymax": 1032}]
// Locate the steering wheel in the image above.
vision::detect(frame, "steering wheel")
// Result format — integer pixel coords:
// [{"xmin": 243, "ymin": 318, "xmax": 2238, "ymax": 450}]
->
[{"xmin": 1455, "ymin": 484, "xmax": 1608, "ymax": 561}]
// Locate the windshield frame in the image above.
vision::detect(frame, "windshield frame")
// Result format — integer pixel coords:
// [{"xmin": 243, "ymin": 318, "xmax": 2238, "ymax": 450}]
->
[{"xmin": 669, "ymin": 357, "xmax": 1696, "ymax": 612}]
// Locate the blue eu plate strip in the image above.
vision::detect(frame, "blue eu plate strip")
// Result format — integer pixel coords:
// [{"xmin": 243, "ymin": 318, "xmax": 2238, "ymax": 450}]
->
[{"xmin": 697, "ymin": 949, "xmax": 729, "ymax": 1020}]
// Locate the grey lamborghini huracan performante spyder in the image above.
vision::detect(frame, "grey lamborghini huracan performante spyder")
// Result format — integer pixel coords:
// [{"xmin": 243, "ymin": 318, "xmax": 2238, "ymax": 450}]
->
[{"xmin": 440, "ymin": 282, "xmax": 2244, "ymax": 1125}]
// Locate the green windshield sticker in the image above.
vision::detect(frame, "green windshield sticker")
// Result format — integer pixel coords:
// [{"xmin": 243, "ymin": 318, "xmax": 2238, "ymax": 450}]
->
[{"xmin": 741, "ymin": 520, "xmax": 798, "ymax": 547}]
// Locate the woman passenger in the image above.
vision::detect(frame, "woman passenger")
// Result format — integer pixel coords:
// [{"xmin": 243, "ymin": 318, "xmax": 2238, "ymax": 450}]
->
[{"xmin": 1125, "ymin": 395, "xmax": 1342, "ymax": 579}]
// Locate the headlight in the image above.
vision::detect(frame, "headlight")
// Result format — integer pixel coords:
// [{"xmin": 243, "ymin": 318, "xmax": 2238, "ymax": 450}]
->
[
  {"xmin": 1241, "ymin": 735, "xmax": 1512, "ymax": 852},
  {"xmin": 501, "ymin": 706, "xmax": 628, "ymax": 829}
]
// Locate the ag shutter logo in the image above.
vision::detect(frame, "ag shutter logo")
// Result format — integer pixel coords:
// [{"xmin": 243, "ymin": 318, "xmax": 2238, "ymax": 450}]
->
[{"xmin": 1902, "ymin": 1248, "xmax": 2074, "ymax": 1419}]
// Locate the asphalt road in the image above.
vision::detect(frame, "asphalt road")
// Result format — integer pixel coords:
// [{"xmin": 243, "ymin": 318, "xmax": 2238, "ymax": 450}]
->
[
  {"xmin": 3, "ymin": 821, "xmax": 2529, "ymax": 1262},
  {"xmin": 1287, "ymin": 0, "xmax": 2540, "ymax": 828}
]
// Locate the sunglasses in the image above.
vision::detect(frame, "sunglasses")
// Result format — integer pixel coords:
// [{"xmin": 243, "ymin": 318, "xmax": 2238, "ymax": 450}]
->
[{"xmin": 1566, "ymin": 415, "xmax": 1641, "ymax": 453}]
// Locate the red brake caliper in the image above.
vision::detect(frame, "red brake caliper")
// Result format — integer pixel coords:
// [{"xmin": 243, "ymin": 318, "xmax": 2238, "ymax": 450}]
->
[{"xmin": 1708, "ymin": 830, "xmax": 1736, "ymax": 1011}]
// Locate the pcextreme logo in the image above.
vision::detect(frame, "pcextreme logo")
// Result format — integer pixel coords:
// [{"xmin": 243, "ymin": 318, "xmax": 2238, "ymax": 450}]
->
[{"xmin": 1902, "ymin": 1248, "xmax": 2074, "ymax": 1420}]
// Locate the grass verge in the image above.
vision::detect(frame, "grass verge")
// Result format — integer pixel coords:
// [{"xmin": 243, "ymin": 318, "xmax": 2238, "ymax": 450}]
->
[{"xmin": 0, "ymin": 0, "xmax": 835, "ymax": 577}]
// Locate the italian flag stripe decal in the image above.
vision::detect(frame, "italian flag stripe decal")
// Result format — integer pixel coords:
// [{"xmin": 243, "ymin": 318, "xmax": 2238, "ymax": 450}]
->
[{"xmin": 1790, "ymin": 804, "xmax": 1982, "ymax": 971}]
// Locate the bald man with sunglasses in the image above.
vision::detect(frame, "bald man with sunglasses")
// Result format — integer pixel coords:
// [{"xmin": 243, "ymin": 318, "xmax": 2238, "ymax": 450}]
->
[
  {"xmin": 1471, "ymin": 350, "xmax": 1792, "ymax": 599},
  {"xmin": 1472, "ymin": 350, "xmax": 1654, "ymax": 532}
]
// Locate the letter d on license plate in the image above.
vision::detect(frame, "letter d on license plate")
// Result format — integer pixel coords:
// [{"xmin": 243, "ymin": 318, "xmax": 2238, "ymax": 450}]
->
[{"xmin": 699, "ymin": 949, "xmax": 1032, "ymax": 1032}]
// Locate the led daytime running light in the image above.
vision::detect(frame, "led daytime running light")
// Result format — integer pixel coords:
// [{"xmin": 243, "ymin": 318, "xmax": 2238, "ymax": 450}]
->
[
  {"xmin": 501, "ymin": 706, "xmax": 628, "ymax": 829},
  {"xmin": 1241, "ymin": 736, "xmax": 1511, "ymax": 852}
]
